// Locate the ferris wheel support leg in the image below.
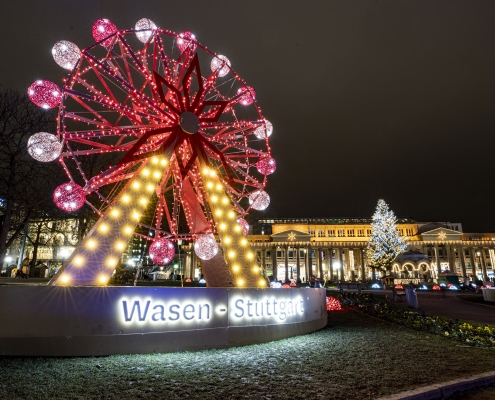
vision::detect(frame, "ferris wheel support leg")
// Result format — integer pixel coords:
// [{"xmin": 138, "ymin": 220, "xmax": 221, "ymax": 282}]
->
[
  {"xmin": 201, "ymin": 168, "xmax": 265, "ymax": 288},
  {"xmin": 48, "ymin": 157, "xmax": 167, "ymax": 286}
]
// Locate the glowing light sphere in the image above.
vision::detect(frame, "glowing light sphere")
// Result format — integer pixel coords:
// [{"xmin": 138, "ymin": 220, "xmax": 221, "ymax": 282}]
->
[
  {"xmin": 53, "ymin": 182, "xmax": 86, "ymax": 212},
  {"xmin": 176, "ymin": 30, "xmax": 197, "ymax": 53},
  {"xmin": 194, "ymin": 234, "xmax": 218, "ymax": 261},
  {"xmin": 27, "ymin": 80, "xmax": 61, "ymax": 109},
  {"xmin": 256, "ymin": 157, "xmax": 276, "ymax": 175},
  {"xmin": 237, "ymin": 218, "xmax": 250, "ymax": 236},
  {"xmin": 210, "ymin": 55, "xmax": 231, "ymax": 77},
  {"xmin": 237, "ymin": 86, "xmax": 256, "ymax": 106},
  {"xmin": 52, "ymin": 40, "xmax": 81, "ymax": 70},
  {"xmin": 326, "ymin": 296, "xmax": 342, "ymax": 311},
  {"xmin": 135, "ymin": 18, "xmax": 157, "ymax": 43},
  {"xmin": 248, "ymin": 190, "xmax": 270, "ymax": 210},
  {"xmin": 254, "ymin": 119, "xmax": 273, "ymax": 139},
  {"xmin": 27, "ymin": 132, "xmax": 62, "ymax": 162},
  {"xmin": 149, "ymin": 238, "xmax": 175, "ymax": 265},
  {"xmin": 92, "ymin": 19, "xmax": 118, "ymax": 47}
]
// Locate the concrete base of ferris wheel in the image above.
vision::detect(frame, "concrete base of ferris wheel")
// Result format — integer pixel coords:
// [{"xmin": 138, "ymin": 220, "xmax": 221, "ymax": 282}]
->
[{"xmin": 0, "ymin": 286, "xmax": 327, "ymax": 356}]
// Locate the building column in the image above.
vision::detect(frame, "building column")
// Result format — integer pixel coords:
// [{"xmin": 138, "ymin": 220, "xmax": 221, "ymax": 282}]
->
[
  {"xmin": 328, "ymin": 247, "xmax": 333, "ymax": 282},
  {"xmin": 458, "ymin": 246, "xmax": 467, "ymax": 278},
  {"xmin": 480, "ymin": 247, "xmax": 489, "ymax": 281},
  {"xmin": 284, "ymin": 245, "xmax": 289, "ymax": 282},
  {"xmin": 446, "ymin": 245, "xmax": 455, "ymax": 273},
  {"xmin": 262, "ymin": 248, "xmax": 266, "ymax": 275},
  {"xmin": 296, "ymin": 246, "xmax": 301, "ymax": 282},
  {"xmin": 360, "ymin": 248, "xmax": 366, "ymax": 281},
  {"xmin": 307, "ymin": 245, "xmax": 313, "ymax": 278},
  {"xmin": 318, "ymin": 248, "xmax": 323, "ymax": 280},
  {"xmin": 434, "ymin": 244, "xmax": 441, "ymax": 275},
  {"xmin": 271, "ymin": 245, "xmax": 277, "ymax": 279},
  {"xmin": 336, "ymin": 248, "xmax": 344, "ymax": 281},
  {"xmin": 469, "ymin": 247, "xmax": 478, "ymax": 278},
  {"xmin": 304, "ymin": 246, "xmax": 309, "ymax": 281}
]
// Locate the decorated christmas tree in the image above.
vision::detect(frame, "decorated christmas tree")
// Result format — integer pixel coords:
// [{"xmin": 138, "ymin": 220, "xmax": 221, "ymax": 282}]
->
[{"xmin": 366, "ymin": 199, "xmax": 407, "ymax": 279}]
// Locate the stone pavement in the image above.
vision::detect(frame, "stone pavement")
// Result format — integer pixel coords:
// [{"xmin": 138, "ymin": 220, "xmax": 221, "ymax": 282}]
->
[{"xmin": 387, "ymin": 290, "xmax": 495, "ymax": 326}]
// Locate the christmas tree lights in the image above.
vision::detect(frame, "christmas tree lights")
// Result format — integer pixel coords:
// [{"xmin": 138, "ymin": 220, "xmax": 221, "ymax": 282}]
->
[{"xmin": 366, "ymin": 199, "xmax": 407, "ymax": 274}]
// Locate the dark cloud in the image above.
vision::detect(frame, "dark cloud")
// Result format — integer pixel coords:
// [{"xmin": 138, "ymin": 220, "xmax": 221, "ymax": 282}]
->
[{"xmin": 2, "ymin": 0, "xmax": 494, "ymax": 231}]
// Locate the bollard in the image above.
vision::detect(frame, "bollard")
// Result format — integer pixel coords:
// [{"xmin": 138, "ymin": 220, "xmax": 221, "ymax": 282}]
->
[{"xmin": 405, "ymin": 288, "xmax": 418, "ymax": 309}]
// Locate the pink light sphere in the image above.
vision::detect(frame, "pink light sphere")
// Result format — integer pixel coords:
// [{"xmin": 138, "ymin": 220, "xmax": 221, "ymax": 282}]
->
[
  {"xmin": 176, "ymin": 30, "xmax": 197, "ymax": 53},
  {"xmin": 92, "ymin": 19, "xmax": 118, "ymax": 47},
  {"xmin": 149, "ymin": 238, "xmax": 175, "ymax": 265},
  {"xmin": 256, "ymin": 157, "xmax": 276, "ymax": 175},
  {"xmin": 135, "ymin": 18, "xmax": 157, "ymax": 43},
  {"xmin": 237, "ymin": 86, "xmax": 256, "ymax": 106},
  {"xmin": 210, "ymin": 55, "xmax": 231, "ymax": 77},
  {"xmin": 248, "ymin": 190, "xmax": 270, "ymax": 211},
  {"xmin": 27, "ymin": 80, "xmax": 62, "ymax": 109},
  {"xmin": 53, "ymin": 182, "xmax": 86, "ymax": 212},
  {"xmin": 52, "ymin": 40, "xmax": 81, "ymax": 70},
  {"xmin": 253, "ymin": 119, "xmax": 273, "ymax": 139},
  {"xmin": 237, "ymin": 218, "xmax": 249, "ymax": 236},
  {"xmin": 194, "ymin": 234, "xmax": 218, "ymax": 261},
  {"xmin": 27, "ymin": 132, "xmax": 62, "ymax": 162}
]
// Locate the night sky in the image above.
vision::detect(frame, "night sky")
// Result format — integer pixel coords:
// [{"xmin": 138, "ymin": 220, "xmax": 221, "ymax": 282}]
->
[{"xmin": 2, "ymin": 1, "xmax": 495, "ymax": 232}]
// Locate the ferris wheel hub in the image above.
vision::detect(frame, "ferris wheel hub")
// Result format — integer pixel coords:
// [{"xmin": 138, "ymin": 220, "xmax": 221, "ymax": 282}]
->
[{"xmin": 180, "ymin": 112, "xmax": 200, "ymax": 134}]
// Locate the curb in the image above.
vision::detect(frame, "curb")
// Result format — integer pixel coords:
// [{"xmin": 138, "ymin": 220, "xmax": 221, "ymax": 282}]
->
[{"xmin": 376, "ymin": 371, "xmax": 495, "ymax": 399}]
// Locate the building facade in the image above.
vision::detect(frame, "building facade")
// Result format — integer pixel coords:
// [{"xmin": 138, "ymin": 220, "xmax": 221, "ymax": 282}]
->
[{"xmin": 182, "ymin": 218, "xmax": 495, "ymax": 283}]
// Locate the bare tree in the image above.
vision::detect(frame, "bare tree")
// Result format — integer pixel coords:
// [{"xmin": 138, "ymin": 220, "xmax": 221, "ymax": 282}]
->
[{"xmin": 0, "ymin": 88, "xmax": 60, "ymax": 262}]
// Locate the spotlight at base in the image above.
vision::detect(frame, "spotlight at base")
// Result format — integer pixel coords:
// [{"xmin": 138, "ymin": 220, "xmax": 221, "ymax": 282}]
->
[{"xmin": 98, "ymin": 275, "xmax": 108, "ymax": 284}]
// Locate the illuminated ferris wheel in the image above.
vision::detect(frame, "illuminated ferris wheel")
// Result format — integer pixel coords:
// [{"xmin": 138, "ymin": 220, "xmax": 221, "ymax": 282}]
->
[{"xmin": 27, "ymin": 18, "xmax": 276, "ymax": 287}]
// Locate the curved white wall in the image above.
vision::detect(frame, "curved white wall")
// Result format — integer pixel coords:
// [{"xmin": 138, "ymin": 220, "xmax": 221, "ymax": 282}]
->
[{"xmin": 0, "ymin": 287, "xmax": 327, "ymax": 356}]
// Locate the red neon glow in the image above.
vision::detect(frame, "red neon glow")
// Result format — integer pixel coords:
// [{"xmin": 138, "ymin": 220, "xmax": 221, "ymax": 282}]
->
[
  {"xmin": 53, "ymin": 182, "xmax": 86, "ymax": 212},
  {"xmin": 394, "ymin": 284, "xmax": 404, "ymax": 290},
  {"xmin": 92, "ymin": 19, "xmax": 118, "ymax": 47},
  {"xmin": 237, "ymin": 218, "xmax": 249, "ymax": 236},
  {"xmin": 38, "ymin": 24, "xmax": 273, "ymax": 247},
  {"xmin": 177, "ymin": 30, "xmax": 197, "ymax": 53},
  {"xmin": 256, "ymin": 157, "xmax": 276, "ymax": 175},
  {"xmin": 27, "ymin": 80, "xmax": 61, "ymax": 109},
  {"xmin": 326, "ymin": 296, "xmax": 342, "ymax": 311},
  {"xmin": 433, "ymin": 285, "xmax": 441, "ymax": 291},
  {"xmin": 149, "ymin": 238, "xmax": 175, "ymax": 265},
  {"xmin": 237, "ymin": 86, "xmax": 256, "ymax": 106}
]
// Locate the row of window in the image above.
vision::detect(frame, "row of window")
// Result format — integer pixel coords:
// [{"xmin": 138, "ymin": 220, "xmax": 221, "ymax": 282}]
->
[{"xmin": 309, "ymin": 228, "xmax": 414, "ymax": 238}]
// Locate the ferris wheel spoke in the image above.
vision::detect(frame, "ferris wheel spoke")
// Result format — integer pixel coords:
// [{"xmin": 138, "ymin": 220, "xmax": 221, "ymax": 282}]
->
[
  {"xmin": 65, "ymin": 92, "xmax": 117, "ymax": 127},
  {"xmin": 84, "ymin": 52, "xmax": 174, "ymax": 121},
  {"xmin": 153, "ymin": 33, "xmax": 173, "ymax": 82}
]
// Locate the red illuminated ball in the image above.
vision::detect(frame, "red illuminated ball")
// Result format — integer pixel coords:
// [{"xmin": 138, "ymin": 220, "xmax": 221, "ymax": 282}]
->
[
  {"xmin": 92, "ymin": 19, "xmax": 118, "ymax": 47},
  {"xmin": 149, "ymin": 238, "xmax": 175, "ymax": 265},
  {"xmin": 27, "ymin": 80, "xmax": 62, "ymax": 109},
  {"xmin": 237, "ymin": 86, "xmax": 256, "ymax": 106},
  {"xmin": 53, "ymin": 182, "xmax": 86, "ymax": 212},
  {"xmin": 237, "ymin": 218, "xmax": 249, "ymax": 236},
  {"xmin": 256, "ymin": 157, "xmax": 276, "ymax": 175},
  {"xmin": 176, "ymin": 30, "xmax": 197, "ymax": 53}
]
